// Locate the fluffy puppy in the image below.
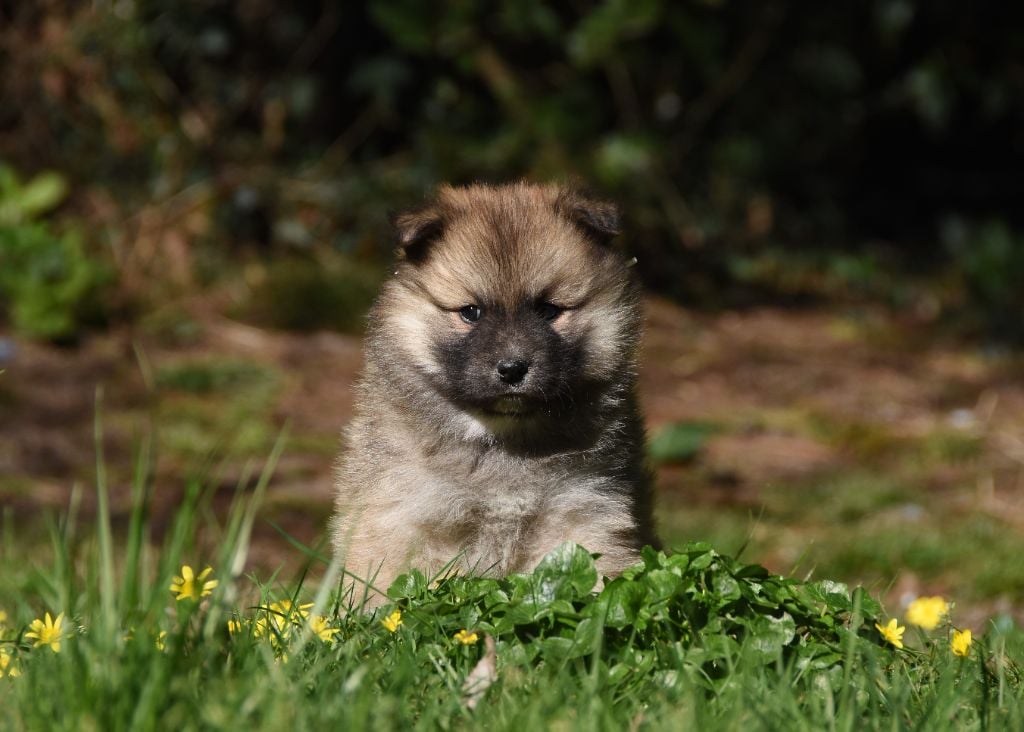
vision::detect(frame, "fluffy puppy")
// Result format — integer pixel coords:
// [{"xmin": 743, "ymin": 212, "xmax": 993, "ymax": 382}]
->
[{"xmin": 331, "ymin": 182, "xmax": 656, "ymax": 601}]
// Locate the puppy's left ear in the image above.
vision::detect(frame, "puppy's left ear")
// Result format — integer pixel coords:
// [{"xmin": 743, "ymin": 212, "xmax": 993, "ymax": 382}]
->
[
  {"xmin": 392, "ymin": 205, "xmax": 445, "ymax": 263},
  {"xmin": 555, "ymin": 191, "xmax": 621, "ymax": 245}
]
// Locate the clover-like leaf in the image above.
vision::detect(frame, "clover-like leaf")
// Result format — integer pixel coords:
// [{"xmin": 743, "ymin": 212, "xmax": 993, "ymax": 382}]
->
[
  {"xmin": 644, "ymin": 569, "xmax": 682, "ymax": 602},
  {"xmin": 592, "ymin": 577, "xmax": 648, "ymax": 629},
  {"xmin": 539, "ymin": 636, "xmax": 577, "ymax": 661},
  {"xmin": 744, "ymin": 613, "xmax": 797, "ymax": 663},
  {"xmin": 387, "ymin": 569, "xmax": 428, "ymax": 600},
  {"xmin": 530, "ymin": 542, "xmax": 598, "ymax": 601}
]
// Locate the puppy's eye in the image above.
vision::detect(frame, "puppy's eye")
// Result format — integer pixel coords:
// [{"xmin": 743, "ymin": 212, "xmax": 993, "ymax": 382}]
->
[
  {"xmin": 535, "ymin": 301, "xmax": 563, "ymax": 321},
  {"xmin": 459, "ymin": 305, "xmax": 482, "ymax": 324}
]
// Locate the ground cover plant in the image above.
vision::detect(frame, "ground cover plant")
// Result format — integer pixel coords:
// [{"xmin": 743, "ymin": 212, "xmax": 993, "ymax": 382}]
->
[{"xmin": 2, "ymin": 437, "xmax": 1023, "ymax": 730}]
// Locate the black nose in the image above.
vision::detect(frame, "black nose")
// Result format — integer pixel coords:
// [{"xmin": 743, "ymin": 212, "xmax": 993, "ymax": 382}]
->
[{"xmin": 496, "ymin": 359, "xmax": 529, "ymax": 385}]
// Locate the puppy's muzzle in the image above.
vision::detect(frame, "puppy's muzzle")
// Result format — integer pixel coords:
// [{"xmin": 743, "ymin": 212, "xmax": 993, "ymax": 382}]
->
[{"xmin": 496, "ymin": 359, "xmax": 530, "ymax": 385}]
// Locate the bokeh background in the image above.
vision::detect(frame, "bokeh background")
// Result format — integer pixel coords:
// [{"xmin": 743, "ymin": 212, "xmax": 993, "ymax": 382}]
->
[{"xmin": 2, "ymin": 1, "xmax": 1023, "ymax": 626}]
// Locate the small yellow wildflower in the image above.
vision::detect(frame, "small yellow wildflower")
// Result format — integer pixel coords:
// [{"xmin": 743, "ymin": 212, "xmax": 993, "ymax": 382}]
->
[
  {"xmin": 309, "ymin": 615, "xmax": 340, "ymax": 643},
  {"xmin": 875, "ymin": 618, "xmax": 905, "ymax": 649},
  {"xmin": 228, "ymin": 618, "xmax": 243, "ymax": 635},
  {"xmin": 270, "ymin": 599, "xmax": 313, "ymax": 620},
  {"xmin": 0, "ymin": 649, "xmax": 20, "ymax": 678},
  {"xmin": 253, "ymin": 617, "xmax": 272, "ymax": 639},
  {"xmin": 155, "ymin": 630, "xmax": 168, "ymax": 651},
  {"xmin": 951, "ymin": 628, "xmax": 973, "ymax": 658},
  {"xmin": 169, "ymin": 565, "xmax": 218, "ymax": 602},
  {"xmin": 25, "ymin": 612, "xmax": 66, "ymax": 653},
  {"xmin": 381, "ymin": 609, "xmax": 403, "ymax": 633},
  {"xmin": 453, "ymin": 629, "xmax": 479, "ymax": 645},
  {"xmin": 255, "ymin": 600, "xmax": 314, "ymax": 641},
  {"xmin": 906, "ymin": 596, "xmax": 949, "ymax": 630}
]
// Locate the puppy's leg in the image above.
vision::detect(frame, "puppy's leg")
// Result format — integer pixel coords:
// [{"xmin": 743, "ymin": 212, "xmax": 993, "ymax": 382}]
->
[{"xmin": 519, "ymin": 497, "xmax": 644, "ymax": 581}]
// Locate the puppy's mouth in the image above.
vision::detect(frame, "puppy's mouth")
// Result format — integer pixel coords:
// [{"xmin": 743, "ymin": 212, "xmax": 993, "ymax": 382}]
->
[{"xmin": 482, "ymin": 395, "xmax": 537, "ymax": 417}]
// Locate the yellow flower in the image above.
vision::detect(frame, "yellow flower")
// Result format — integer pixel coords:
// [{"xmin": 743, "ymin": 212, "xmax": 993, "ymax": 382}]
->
[
  {"xmin": 381, "ymin": 609, "xmax": 402, "ymax": 633},
  {"xmin": 951, "ymin": 628, "xmax": 972, "ymax": 658},
  {"xmin": 255, "ymin": 600, "xmax": 314, "ymax": 641},
  {"xmin": 253, "ymin": 617, "xmax": 272, "ymax": 639},
  {"xmin": 270, "ymin": 599, "xmax": 313, "ymax": 620},
  {"xmin": 169, "ymin": 565, "xmax": 218, "ymax": 602},
  {"xmin": 0, "ymin": 649, "xmax": 20, "ymax": 678},
  {"xmin": 309, "ymin": 615, "xmax": 340, "ymax": 643},
  {"xmin": 25, "ymin": 612, "xmax": 66, "ymax": 653},
  {"xmin": 155, "ymin": 630, "xmax": 168, "ymax": 651},
  {"xmin": 875, "ymin": 618, "xmax": 905, "ymax": 649},
  {"xmin": 906, "ymin": 596, "xmax": 949, "ymax": 630},
  {"xmin": 453, "ymin": 629, "xmax": 479, "ymax": 645},
  {"xmin": 228, "ymin": 618, "xmax": 243, "ymax": 635}
]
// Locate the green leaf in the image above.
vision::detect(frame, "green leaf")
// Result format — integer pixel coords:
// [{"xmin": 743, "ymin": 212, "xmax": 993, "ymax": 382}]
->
[
  {"xmin": 485, "ymin": 589, "xmax": 510, "ymax": 608},
  {"xmin": 557, "ymin": 599, "xmax": 585, "ymax": 616},
  {"xmin": 808, "ymin": 580, "xmax": 851, "ymax": 610},
  {"xmin": 795, "ymin": 642, "xmax": 844, "ymax": 672},
  {"xmin": 15, "ymin": 171, "xmax": 68, "ymax": 220},
  {"xmin": 593, "ymin": 577, "xmax": 648, "ymax": 629},
  {"xmin": 387, "ymin": 569, "xmax": 428, "ymax": 600},
  {"xmin": 497, "ymin": 638, "xmax": 537, "ymax": 666},
  {"xmin": 744, "ymin": 613, "xmax": 797, "ymax": 663},
  {"xmin": 530, "ymin": 542, "xmax": 598, "ymax": 601},
  {"xmin": 663, "ymin": 552, "xmax": 690, "ymax": 574},
  {"xmin": 539, "ymin": 636, "xmax": 576, "ymax": 661},
  {"xmin": 644, "ymin": 569, "xmax": 682, "ymax": 601},
  {"xmin": 712, "ymin": 573, "xmax": 742, "ymax": 603},
  {"xmin": 607, "ymin": 663, "xmax": 632, "ymax": 685},
  {"xmin": 640, "ymin": 544, "xmax": 664, "ymax": 568},
  {"xmin": 572, "ymin": 617, "xmax": 602, "ymax": 655},
  {"xmin": 688, "ymin": 548, "xmax": 716, "ymax": 571},
  {"xmin": 648, "ymin": 421, "xmax": 720, "ymax": 464},
  {"xmin": 690, "ymin": 633, "xmax": 741, "ymax": 664},
  {"xmin": 851, "ymin": 586, "xmax": 881, "ymax": 617},
  {"xmin": 734, "ymin": 563, "xmax": 771, "ymax": 580}
]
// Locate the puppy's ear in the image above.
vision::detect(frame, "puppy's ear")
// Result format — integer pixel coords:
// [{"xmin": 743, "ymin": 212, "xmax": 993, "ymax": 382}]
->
[
  {"xmin": 555, "ymin": 190, "xmax": 621, "ymax": 245},
  {"xmin": 392, "ymin": 205, "xmax": 445, "ymax": 263}
]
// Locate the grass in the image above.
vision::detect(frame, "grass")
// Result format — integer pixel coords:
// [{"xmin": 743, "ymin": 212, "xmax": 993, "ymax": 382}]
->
[
  {"xmin": 153, "ymin": 359, "xmax": 281, "ymax": 465},
  {"xmin": 2, "ymin": 430, "xmax": 1024, "ymax": 729},
  {"xmin": 155, "ymin": 360, "xmax": 277, "ymax": 396},
  {"xmin": 658, "ymin": 467, "xmax": 1024, "ymax": 610}
]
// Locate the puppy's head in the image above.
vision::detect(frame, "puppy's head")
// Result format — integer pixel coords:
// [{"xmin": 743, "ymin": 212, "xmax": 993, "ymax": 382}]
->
[{"xmin": 374, "ymin": 182, "xmax": 640, "ymax": 441}]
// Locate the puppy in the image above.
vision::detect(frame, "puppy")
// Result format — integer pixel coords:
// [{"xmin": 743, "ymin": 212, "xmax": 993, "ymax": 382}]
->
[{"xmin": 331, "ymin": 182, "xmax": 656, "ymax": 601}]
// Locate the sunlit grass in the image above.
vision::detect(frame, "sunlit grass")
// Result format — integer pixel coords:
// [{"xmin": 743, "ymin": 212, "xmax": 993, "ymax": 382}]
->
[
  {"xmin": 2, "ymin": 421, "xmax": 1023, "ymax": 729},
  {"xmin": 658, "ymin": 468, "xmax": 1024, "ymax": 609}
]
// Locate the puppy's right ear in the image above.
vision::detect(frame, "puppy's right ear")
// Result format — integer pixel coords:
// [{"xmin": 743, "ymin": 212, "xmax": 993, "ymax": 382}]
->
[
  {"xmin": 554, "ymin": 189, "xmax": 621, "ymax": 246},
  {"xmin": 392, "ymin": 206, "xmax": 444, "ymax": 263}
]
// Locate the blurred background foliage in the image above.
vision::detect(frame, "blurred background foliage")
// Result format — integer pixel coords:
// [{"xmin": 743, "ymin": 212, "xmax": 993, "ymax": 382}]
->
[{"xmin": 1, "ymin": 0, "xmax": 1023, "ymax": 341}]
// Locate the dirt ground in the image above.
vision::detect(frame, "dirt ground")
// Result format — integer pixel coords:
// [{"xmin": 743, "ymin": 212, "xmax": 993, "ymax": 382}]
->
[{"xmin": 2, "ymin": 296, "xmax": 1023, "ymax": 624}]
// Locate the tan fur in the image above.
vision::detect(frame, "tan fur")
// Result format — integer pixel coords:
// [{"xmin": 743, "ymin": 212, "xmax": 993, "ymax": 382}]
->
[{"xmin": 331, "ymin": 182, "xmax": 657, "ymax": 604}]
